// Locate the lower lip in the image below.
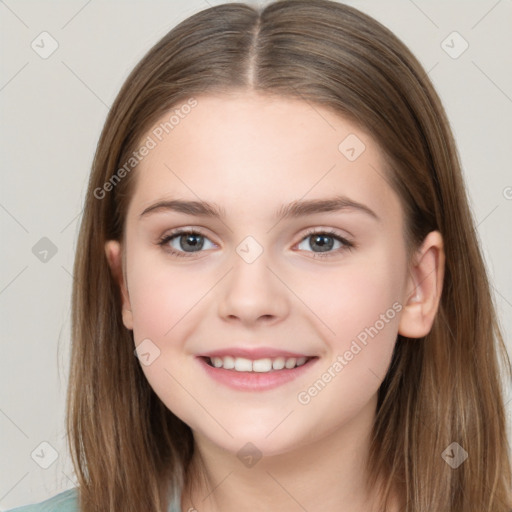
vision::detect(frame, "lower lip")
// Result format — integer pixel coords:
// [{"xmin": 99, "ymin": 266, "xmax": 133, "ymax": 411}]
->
[{"xmin": 196, "ymin": 356, "xmax": 319, "ymax": 391}]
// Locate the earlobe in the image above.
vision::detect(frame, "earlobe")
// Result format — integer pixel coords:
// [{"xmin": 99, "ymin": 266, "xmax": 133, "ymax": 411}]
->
[
  {"xmin": 104, "ymin": 240, "xmax": 133, "ymax": 330},
  {"xmin": 398, "ymin": 231, "xmax": 445, "ymax": 338}
]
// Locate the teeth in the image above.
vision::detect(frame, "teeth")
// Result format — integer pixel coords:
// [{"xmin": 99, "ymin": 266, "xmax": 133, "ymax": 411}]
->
[
  {"xmin": 223, "ymin": 356, "xmax": 235, "ymax": 369},
  {"xmin": 211, "ymin": 357, "xmax": 223, "ymax": 368},
  {"xmin": 208, "ymin": 355, "xmax": 310, "ymax": 372},
  {"xmin": 253, "ymin": 358, "xmax": 272, "ymax": 372},
  {"xmin": 234, "ymin": 357, "xmax": 253, "ymax": 372},
  {"xmin": 272, "ymin": 357, "xmax": 285, "ymax": 370},
  {"xmin": 285, "ymin": 357, "xmax": 297, "ymax": 369}
]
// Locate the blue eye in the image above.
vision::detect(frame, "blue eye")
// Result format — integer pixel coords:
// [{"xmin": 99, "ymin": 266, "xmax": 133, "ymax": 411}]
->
[{"xmin": 158, "ymin": 228, "xmax": 354, "ymax": 259}]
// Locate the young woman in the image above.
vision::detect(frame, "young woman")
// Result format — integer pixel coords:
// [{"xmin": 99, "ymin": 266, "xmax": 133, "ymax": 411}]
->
[{"xmin": 9, "ymin": 0, "xmax": 511, "ymax": 510}]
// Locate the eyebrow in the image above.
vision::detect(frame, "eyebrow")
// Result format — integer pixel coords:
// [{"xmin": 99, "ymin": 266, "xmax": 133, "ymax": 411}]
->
[{"xmin": 139, "ymin": 195, "xmax": 379, "ymax": 222}]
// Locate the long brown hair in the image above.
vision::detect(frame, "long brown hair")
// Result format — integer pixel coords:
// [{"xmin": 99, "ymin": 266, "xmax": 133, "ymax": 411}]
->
[{"xmin": 67, "ymin": 1, "xmax": 512, "ymax": 510}]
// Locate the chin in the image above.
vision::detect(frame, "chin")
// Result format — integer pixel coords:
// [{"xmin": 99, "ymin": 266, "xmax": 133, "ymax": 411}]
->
[{"xmin": 203, "ymin": 417, "xmax": 309, "ymax": 460}]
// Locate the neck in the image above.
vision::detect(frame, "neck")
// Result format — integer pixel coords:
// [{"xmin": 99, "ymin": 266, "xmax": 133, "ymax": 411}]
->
[{"xmin": 180, "ymin": 395, "xmax": 398, "ymax": 512}]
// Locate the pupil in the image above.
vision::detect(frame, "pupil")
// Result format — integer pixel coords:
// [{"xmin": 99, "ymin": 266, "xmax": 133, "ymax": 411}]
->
[
  {"xmin": 181, "ymin": 234, "xmax": 203, "ymax": 252},
  {"xmin": 312, "ymin": 234, "xmax": 333, "ymax": 252}
]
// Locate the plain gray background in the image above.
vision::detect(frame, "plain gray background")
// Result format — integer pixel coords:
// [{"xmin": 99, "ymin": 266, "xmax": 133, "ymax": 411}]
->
[{"xmin": 1, "ymin": 0, "xmax": 511, "ymax": 508}]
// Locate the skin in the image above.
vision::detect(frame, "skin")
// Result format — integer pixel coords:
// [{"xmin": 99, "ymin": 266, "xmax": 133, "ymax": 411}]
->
[{"xmin": 105, "ymin": 92, "xmax": 444, "ymax": 512}]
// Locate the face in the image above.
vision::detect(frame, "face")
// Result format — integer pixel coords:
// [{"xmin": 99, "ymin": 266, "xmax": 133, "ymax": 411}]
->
[{"xmin": 105, "ymin": 92, "xmax": 439, "ymax": 458}]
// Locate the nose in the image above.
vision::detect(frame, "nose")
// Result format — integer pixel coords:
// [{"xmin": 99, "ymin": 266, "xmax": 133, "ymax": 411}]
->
[{"xmin": 216, "ymin": 248, "xmax": 290, "ymax": 328}]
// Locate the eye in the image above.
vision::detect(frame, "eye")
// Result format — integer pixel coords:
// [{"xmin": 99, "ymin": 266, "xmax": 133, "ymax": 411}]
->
[
  {"xmin": 158, "ymin": 229, "xmax": 216, "ymax": 258},
  {"xmin": 296, "ymin": 228, "xmax": 354, "ymax": 259},
  {"xmin": 158, "ymin": 228, "xmax": 354, "ymax": 259}
]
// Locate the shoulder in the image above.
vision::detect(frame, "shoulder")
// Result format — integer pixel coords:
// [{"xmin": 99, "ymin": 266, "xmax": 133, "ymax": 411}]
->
[{"xmin": 5, "ymin": 488, "xmax": 79, "ymax": 512}]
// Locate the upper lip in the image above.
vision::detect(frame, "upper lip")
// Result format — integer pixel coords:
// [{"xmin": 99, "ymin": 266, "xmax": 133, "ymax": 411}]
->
[{"xmin": 198, "ymin": 347, "xmax": 315, "ymax": 360}]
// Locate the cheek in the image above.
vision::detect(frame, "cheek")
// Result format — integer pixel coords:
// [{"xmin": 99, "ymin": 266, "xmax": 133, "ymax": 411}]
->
[
  {"xmin": 297, "ymin": 247, "xmax": 406, "ymax": 399},
  {"xmin": 126, "ymin": 249, "xmax": 208, "ymax": 341},
  {"xmin": 291, "ymin": 268, "xmax": 403, "ymax": 439},
  {"xmin": 125, "ymin": 251, "xmax": 207, "ymax": 426},
  {"xmin": 303, "ymin": 249, "xmax": 405, "ymax": 345}
]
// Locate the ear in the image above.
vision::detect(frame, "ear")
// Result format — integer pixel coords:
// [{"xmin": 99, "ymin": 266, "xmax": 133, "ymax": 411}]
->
[
  {"xmin": 105, "ymin": 240, "xmax": 133, "ymax": 330},
  {"xmin": 398, "ymin": 230, "xmax": 445, "ymax": 338}
]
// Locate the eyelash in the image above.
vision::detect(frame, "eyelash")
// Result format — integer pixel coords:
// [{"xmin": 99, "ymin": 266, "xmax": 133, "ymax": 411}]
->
[{"xmin": 157, "ymin": 228, "xmax": 355, "ymax": 259}]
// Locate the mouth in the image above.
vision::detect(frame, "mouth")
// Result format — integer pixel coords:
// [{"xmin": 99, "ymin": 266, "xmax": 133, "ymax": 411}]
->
[
  {"xmin": 196, "ymin": 354, "xmax": 319, "ymax": 392},
  {"xmin": 201, "ymin": 355, "xmax": 316, "ymax": 373}
]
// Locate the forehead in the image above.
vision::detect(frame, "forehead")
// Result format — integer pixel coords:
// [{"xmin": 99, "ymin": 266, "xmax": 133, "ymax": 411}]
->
[{"xmin": 128, "ymin": 92, "xmax": 399, "ymax": 222}]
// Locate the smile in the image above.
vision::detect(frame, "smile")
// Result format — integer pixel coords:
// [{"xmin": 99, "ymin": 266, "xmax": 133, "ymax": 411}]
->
[
  {"xmin": 197, "ymin": 355, "xmax": 319, "ymax": 392},
  {"xmin": 206, "ymin": 355, "xmax": 312, "ymax": 372}
]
